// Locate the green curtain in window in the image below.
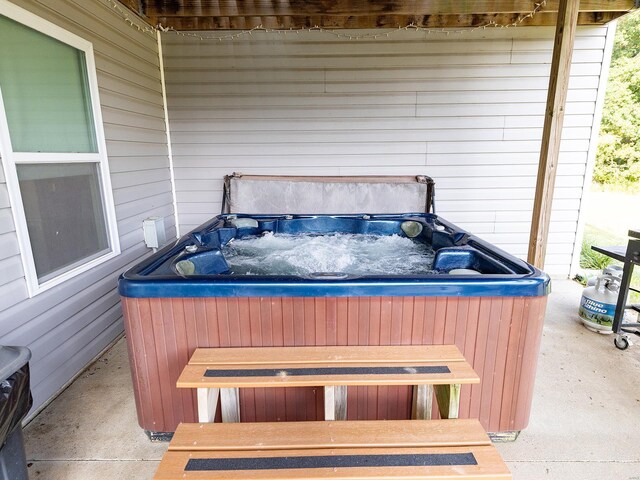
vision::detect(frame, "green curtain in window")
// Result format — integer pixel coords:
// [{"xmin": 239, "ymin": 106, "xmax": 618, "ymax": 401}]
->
[{"xmin": 0, "ymin": 14, "xmax": 97, "ymax": 153}]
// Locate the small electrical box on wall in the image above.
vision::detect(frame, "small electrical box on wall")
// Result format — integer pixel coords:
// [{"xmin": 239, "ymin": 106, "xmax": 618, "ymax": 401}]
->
[{"xmin": 143, "ymin": 216, "xmax": 166, "ymax": 249}]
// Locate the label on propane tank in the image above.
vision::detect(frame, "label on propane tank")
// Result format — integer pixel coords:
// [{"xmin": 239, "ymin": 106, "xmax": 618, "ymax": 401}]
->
[{"xmin": 579, "ymin": 295, "xmax": 616, "ymax": 326}]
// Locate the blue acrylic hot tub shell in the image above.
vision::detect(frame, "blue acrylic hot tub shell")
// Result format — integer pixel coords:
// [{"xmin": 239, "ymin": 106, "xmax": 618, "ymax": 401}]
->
[{"xmin": 118, "ymin": 213, "xmax": 550, "ymax": 298}]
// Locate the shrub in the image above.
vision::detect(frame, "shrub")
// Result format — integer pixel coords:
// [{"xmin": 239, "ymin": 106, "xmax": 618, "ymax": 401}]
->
[{"xmin": 579, "ymin": 240, "xmax": 614, "ymax": 270}]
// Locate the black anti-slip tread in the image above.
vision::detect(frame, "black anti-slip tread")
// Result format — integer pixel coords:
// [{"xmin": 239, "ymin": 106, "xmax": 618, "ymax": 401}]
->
[
  {"xmin": 185, "ymin": 453, "xmax": 477, "ymax": 471},
  {"xmin": 204, "ymin": 365, "xmax": 450, "ymax": 377}
]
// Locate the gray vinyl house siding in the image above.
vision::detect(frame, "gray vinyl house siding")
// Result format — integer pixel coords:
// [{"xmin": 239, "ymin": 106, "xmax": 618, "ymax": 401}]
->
[
  {"xmin": 0, "ymin": 0, "xmax": 175, "ymax": 412},
  {"xmin": 163, "ymin": 26, "xmax": 613, "ymax": 277}
]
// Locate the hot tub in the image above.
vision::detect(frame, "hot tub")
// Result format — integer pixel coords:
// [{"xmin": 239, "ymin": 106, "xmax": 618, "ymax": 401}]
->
[{"xmin": 119, "ymin": 213, "xmax": 549, "ymax": 437}]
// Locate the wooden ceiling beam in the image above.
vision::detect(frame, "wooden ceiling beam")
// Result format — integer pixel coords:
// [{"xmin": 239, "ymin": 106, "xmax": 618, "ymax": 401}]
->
[
  {"xmin": 142, "ymin": 0, "xmax": 634, "ymax": 18},
  {"xmin": 119, "ymin": 0, "xmax": 140, "ymax": 11},
  {"xmin": 150, "ymin": 11, "xmax": 626, "ymax": 30}
]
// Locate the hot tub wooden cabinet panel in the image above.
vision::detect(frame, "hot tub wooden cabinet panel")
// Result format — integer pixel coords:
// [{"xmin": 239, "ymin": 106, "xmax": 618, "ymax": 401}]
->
[{"xmin": 121, "ymin": 294, "xmax": 546, "ymax": 434}]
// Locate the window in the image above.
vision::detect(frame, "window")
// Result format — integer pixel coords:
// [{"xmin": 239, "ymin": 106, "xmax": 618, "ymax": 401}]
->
[{"xmin": 0, "ymin": 3, "xmax": 119, "ymax": 296}]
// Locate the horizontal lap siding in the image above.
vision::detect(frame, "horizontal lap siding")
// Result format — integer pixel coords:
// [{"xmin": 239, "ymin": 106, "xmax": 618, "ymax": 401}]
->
[
  {"xmin": 164, "ymin": 27, "xmax": 610, "ymax": 276},
  {"xmin": 0, "ymin": 0, "xmax": 174, "ymax": 412}
]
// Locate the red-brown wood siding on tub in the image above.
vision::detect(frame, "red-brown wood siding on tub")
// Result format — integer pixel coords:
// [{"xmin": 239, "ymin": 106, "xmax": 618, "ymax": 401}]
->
[{"xmin": 121, "ymin": 295, "xmax": 547, "ymax": 433}]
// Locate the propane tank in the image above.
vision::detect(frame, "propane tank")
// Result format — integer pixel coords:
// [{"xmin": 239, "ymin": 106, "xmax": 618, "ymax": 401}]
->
[{"xmin": 578, "ymin": 265, "xmax": 623, "ymax": 334}]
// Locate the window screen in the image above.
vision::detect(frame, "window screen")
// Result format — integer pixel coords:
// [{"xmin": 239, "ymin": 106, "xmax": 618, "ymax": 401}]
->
[{"xmin": 16, "ymin": 164, "xmax": 109, "ymax": 282}]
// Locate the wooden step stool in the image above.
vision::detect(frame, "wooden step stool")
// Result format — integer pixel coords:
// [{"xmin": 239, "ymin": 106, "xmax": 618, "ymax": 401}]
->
[
  {"xmin": 177, "ymin": 345, "xmax": 479, "ymax": 423},
  {"xmin": 154, "ymin": 419, "xmax": 511, "ymax": 479}
]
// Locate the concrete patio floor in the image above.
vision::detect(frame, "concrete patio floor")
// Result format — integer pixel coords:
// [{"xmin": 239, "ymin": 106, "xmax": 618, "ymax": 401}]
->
[{"xmin": 22, "ymin": 279, "xmax": 640, "ymax": 480}]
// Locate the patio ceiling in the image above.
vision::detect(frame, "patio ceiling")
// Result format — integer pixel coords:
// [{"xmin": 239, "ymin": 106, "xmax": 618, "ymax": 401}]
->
[{"xmin": 123, "ymin": 0, "xmax": 635, "ymax": 30}]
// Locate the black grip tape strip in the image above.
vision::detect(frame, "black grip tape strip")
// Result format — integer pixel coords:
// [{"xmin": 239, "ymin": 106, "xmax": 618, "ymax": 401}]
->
[
  {"xmin": 204, "ymin": 365, "xmax": 450, "ymax": 377},
  {"xmin": 185, "ymin": 452, "xmax": 477, "ymax": 471}
]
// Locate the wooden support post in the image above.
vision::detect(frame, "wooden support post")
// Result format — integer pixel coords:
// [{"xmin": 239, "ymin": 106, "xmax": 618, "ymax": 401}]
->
[
  {"xmin": 197, "ymin": 387, "xmax": 219, "ymax": 423},
  {"xmin": 220, "ymin": 388, "xmax": 241, "ymax": 423},
  {"xmin": 324, "ymin": 386, "xmax": 348, "ymax": 421},
  {"xmin": 411, "ymin": 384, "xmax": 433, "ymax": 420},
  {"xmin": 528, "ymin": 0, "xmax": 580, "ymax": 268},
  {"xmin": 434, "ymin": 384, "xmax": 461, "ymax": 419}
]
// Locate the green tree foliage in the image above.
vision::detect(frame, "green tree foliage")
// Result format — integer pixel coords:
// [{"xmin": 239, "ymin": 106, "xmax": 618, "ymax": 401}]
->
[
  {"xmin": 593, "ymin": 10, "xmax": 640, "ymax": 189},
  {"xmin": 611, "ymin": 11, "xmax": 640, "ymax": 62}
]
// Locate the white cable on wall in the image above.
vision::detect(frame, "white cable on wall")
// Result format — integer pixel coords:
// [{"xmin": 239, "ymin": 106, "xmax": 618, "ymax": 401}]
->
[{"xmin": 157, "ymin": 29, "xmax": 180, "ymax": 238}]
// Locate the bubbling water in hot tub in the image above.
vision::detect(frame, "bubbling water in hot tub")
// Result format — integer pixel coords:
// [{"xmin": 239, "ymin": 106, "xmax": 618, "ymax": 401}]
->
[{"xmin": 222, "ymin": 232, "xmax": 436, "ymax": 276}]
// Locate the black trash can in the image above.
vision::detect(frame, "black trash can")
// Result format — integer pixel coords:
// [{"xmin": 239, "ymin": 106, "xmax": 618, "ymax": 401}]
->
[{"xmin": 0, "ymin": 346, "xmax": 32, "ymax": 480}]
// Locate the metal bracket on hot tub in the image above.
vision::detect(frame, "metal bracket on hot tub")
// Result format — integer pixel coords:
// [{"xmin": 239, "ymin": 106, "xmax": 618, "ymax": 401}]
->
[{"xmin": 487, "ymin": 431, "xmax": 520, "ymax": 443}]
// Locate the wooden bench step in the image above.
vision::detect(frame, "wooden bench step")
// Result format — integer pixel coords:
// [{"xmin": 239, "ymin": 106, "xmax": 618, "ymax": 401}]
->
[
  {"xmin": 170, "ymin": 419, "xmax": 490, "ymax": 451},
  {"xmin": 156, "ymin": 446, "xmax": 510, "ymax": 479},
  {"xmin": 178, "ymin": 346, "xmax": 479, "ymax": 422},
  {"xmin": 179, "ymin": 346, "xmax": 478, "ymax": 389},
  {"xmin": 188, "ymin": 345, "xmax": 467, "ymax": 366},
  {"xmin": 178, "ymin": 361, "xmax": 478, "ymax": 388},
  {"xmin": 154, "ymin": 420, "xmax": 511, "ymax": 480}
]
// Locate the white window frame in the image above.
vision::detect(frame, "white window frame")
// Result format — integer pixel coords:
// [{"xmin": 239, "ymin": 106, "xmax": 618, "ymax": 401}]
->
[{"xmin": 0, "ymin": 1, "xmax": 120, "ymax": 297}]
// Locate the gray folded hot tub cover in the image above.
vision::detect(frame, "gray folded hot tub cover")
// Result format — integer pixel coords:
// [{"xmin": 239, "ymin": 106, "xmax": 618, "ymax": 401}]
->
[{"xmin": 222, "ymin": 173, "xmax": 435, "ymax": 214}]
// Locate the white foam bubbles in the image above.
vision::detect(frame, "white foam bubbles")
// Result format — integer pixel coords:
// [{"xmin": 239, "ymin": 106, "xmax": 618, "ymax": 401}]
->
[{"xmin": 222, "ymin": 232, "xmax": 435, "ymax": 276}]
